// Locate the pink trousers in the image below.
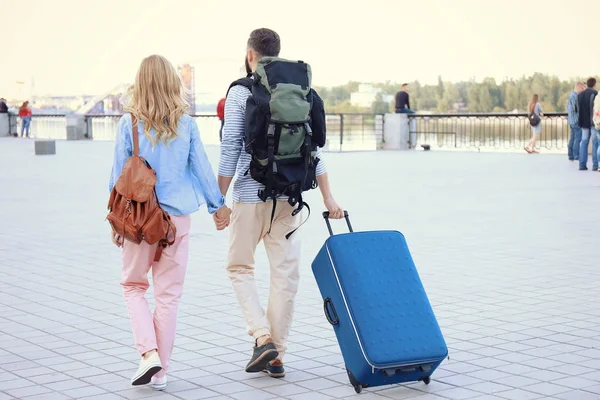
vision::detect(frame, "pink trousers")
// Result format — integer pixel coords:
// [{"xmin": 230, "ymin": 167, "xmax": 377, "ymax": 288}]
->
[{"xmin": 121, "ymin": 215, "xmax": 191, "ymax": 378}]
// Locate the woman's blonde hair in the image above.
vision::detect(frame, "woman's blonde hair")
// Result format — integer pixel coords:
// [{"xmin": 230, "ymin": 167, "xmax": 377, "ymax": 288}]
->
[{"xmin": 125, "ymin": 55, "xmax": 189, "ymax": 145}]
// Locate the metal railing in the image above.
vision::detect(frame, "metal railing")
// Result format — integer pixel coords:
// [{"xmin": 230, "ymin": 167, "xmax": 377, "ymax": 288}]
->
[
  {"xmin": 325, "ymin": 114, "xmax": 384, "ymax": 151},
  {"xmin": 27, "ymin": 113, "xmax": 385, "ymax": 151},
  {"xmin": 21, "ymin": 112, "xmax": 573, "ymax": 153},
  {"xmin": 87, "ymin": 114, "xmax": 224, "ymax": 144},
  {"xmin": 408, "ymin": 113, "xmax": 570, "ymax": 152}
]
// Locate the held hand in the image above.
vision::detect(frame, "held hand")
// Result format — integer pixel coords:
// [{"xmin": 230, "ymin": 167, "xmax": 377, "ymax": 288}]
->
[
  {"xmin": 111, "ymin": 230, "xmax": 123, "ymax": 247},
  {"xmin": 324, "ymin": 196, "xmax": 344, "ymax": 219},
  {"xmin": 213, "ymin": 206, "xmax": 232, "ymax": 231}
]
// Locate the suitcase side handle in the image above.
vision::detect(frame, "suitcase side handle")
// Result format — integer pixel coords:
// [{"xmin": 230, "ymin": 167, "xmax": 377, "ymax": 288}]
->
[
  {"xmin": 322, "ymin": 210, "xmax": 353, "ymax": 236},
  {"xmin": 323, "ymin": 297, "xmax": 339, "ymax": 325}
]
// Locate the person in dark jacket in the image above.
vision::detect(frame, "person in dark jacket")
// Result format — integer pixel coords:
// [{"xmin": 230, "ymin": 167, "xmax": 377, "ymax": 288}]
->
[
  {"xmin": 395, "ymin": 84, "xmax": 415, "ymax": 114},
  {"xmin": 0, "ymin": 98, "xmax": 8, "ymax": 113},
  {"xmin": 578, "ymin": 78, "xmax": 598, "ymax": 171}
]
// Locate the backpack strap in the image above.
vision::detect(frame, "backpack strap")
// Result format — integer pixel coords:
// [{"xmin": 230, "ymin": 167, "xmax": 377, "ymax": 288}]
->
[
  {"xmin": 226, "ymin": 76, "xmax": 254, "ymax": 99},
  {"xmin": 131, "ymin": 114, "xmax": 139, "ymax": 157},
  {"xmin": 260, "ymin": 123, "xmax": 280, "ymax": 234}
]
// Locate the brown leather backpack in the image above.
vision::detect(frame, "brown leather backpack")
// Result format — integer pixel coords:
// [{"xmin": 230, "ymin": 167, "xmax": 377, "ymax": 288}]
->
[{"xmin": 106, "ymin": 115, "xmax": 176, "ymax": 261}]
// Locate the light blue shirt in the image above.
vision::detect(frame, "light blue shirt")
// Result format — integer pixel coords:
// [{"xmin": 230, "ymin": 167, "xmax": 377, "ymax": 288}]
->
[
  {"xmin": 567, "ymin": 91, "xmax": 579, "ymax": 126},
  {"xmin": 109, "ymin": 113, "xmax": 225, "ymax": 216}
]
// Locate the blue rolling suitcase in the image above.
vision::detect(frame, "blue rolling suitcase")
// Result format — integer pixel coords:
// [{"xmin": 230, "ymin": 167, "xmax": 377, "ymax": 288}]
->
[{"xmin": 311, "ymin": 211, "xmax": 448, "ymax": 394}]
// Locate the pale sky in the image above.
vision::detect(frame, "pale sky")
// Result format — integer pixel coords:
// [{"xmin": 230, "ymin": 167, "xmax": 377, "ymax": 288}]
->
[{"xmin": 1, "ymin": 0, "xmax": 596, "ymax": 101}]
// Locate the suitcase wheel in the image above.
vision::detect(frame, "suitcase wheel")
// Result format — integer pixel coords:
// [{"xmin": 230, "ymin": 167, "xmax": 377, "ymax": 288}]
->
[
  {"xmin": 422, "ymin": 376, "xmax": 431, "ymax": 385},
  {"xmin": 346, "ymin": 367, "xmax": 363, "ymax": 394}
]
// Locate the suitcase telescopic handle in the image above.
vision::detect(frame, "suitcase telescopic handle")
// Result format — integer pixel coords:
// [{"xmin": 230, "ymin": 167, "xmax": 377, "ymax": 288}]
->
[
  {"xmin": 322, "ymin": 210, "xmax": 353, "ymax": 236},
  {"xmin": 323, "ymin": 297, "xmax": 339, "ymax": 325}
]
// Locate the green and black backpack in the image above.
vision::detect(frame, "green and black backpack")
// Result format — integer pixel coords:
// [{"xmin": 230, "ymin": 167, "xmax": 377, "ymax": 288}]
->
[{"xmin": 227, "ymin": 57, "xmax": 327, "ymax": 235}]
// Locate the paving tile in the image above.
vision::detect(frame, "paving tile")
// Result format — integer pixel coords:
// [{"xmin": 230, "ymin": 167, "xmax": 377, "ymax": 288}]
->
[
  {"xmin": 21, "ymin": 393, "xmax": 72, "ymax": 400},
  {"xmin": 264, "ymin": 382, "xmax": 312, "ymax": 396},
  {"xmin": 524, "ymin": 370, "xmax": 569, "ymax": 382},
  {"xmin": 287, "ymin": 393, "xmax": 334, "ymax": 400},
  {"xmin": 171, "ymin": 388, "xmax": 225, "ymax": 399},
  {"xmin": 296, "ymin": 377, "xmax": 342, "ymax": 391},
  {"xmin": 524, "ymin": 382, "xmax": 572, "ymax": 396},
  {"xmin": 432, "ymin": 387, "xmax": 482, "ymax": 399},
  {"xmin": 465, "ymin": 368, "xmax": 511, "ymax": 381},
  {"xmin": 158, "ymin": 380, "xmax": 199, "ymax": 393},
  {"xmin": 229, "ymin": 389, "xmax": 278, "ymax": 400},
  {"xmin": 116, "ymin": 388, "xmax": 165, "ymax": 399},
  {"xmin": 0, "ymin": 378, "xmax": 37, "ymax": 391},
  {"xmin": 552, "ymin": 375, "xmax": 598, "ymax": 390},
  {"xmin": 45, "ymin": 378, "xmax": 90, "ymax": 391},
  {"xmin": 79, "ymin": 395, "xmax": 129, "ymax": 400},
  {"xmin": 28, "ymin": 372, "xmax": 73, "ymax": 385},
  {"xmin": 62, "ymin": 385, "xmax": 108, "ymax": 398},
  {"xmin": 554, "ymin": 390, "xmax": 600, "ymax": 400},
  {"xmin": 376, "ymin": 385, "xmax": 427, "ymax": 398},
  {"xmin": 465, "ymin": 381, "xmax": 514, "ymax": 394},
  {"xmin": 5, "ymin": 385, "xmax": 53, "ymax": 398}
]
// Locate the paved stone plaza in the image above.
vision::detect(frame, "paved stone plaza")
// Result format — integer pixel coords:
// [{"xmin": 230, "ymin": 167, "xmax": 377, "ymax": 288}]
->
[{"xmin": 1, "ymin": 138, "xmax": 600, "ymax": 400}]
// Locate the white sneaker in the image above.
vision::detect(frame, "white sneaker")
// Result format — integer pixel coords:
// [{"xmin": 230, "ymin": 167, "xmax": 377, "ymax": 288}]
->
[
  {"xmin": 151, "ymin": 375, "xmax": 167, "ymax": 391},
  {"xmin": 131, "ymin": 351, "xmax": 162, "ymax": 386}
]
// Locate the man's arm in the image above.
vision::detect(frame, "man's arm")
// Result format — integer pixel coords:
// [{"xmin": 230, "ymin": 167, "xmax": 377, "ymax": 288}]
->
[
  {"xmin": 314, "ymin": 148, "xmax": 343, "ymax": 219},
  {"xmin": 407, "ymin": 93, "xmax": 411, "ymax": 110},
  {"xmin": 316, "ymin": 171, "xmax": 344, "ymax": 219},
  {"xmin": 217, "ymin": 86, "xmax": 248, "ymax": 196}
]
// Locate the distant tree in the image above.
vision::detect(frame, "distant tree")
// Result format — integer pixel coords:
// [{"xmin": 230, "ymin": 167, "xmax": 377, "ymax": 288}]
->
[
  {"xmin": 504, "ymin": 84, "xmax": 520, "ymax": 111},
  {"xmin": 438, "ymin": 82, "xmax": 459, "ymax": 112},
  {"xmin": 479, "ymin": 86, "xmax": 492, "ymax": 113},
  {"xmin": 371, "ymin": 93, "xmax": 389, "ymax": 114},
  {"xmin": 467, "ymin": 84, "xmax": 481, "ymax": 112},
  {"xmin": 315, "ymin": 74, "xmax": 591, "ymax": 114}
]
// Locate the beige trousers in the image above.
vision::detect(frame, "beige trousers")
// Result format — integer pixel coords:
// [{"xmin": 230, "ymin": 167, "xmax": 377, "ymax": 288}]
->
[{"xmin": 226, "ymin": 200, "xmax": 302, "ymax": 360}]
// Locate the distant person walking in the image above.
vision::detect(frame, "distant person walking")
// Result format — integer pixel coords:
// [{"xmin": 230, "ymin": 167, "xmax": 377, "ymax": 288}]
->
[
  {"xmin": 18, "ymin": 101, "xmax": 32, "ymax": 138},
  {"xmin": 0, "ymin": 98, "xmax": 8, "ymax": 113},
  {"xmin": 108, "ymin": 54, "xmax": 231, "ymax": 391},
  {"xmin": 217, "ymin": 97, "xmax": 225, "ymax": 142},
  {"xmin": 395, "ymin": 83, "xmax": 415, "ymax": 114},
  {"xmin": 567, "ymin": 82, "xmax": 585, "ymax": 161},
  {"xmin": 525, "ymin": 94, "xmax": 543, "ymax": 153},
  {"xmin": 577, "ymin": 77, "xmax": 598, "ymax": 171}
]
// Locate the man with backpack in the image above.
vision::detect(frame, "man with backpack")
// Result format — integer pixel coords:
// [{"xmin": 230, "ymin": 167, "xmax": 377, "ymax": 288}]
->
[
  {"xmin": 578, "ymin": 77, "xmax": 598, "ymax": 171},
  {"xmin": 216, "ymin": 28, "xmax": 344, "ymax": 378}
]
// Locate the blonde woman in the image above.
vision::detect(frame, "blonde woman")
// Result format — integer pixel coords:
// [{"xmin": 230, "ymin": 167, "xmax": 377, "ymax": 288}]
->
[
  {"xmin": 109, "ymin": 55, "xmax": 231, "ymax": 390},
  {"xmin": 525, "ymin": 94, "xmax": 544, "ymax": 153}
]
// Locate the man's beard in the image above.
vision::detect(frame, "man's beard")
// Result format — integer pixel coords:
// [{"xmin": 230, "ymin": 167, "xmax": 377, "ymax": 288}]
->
[{"xmin": 244, "ymin": 56, "xmax": 252, "ymax": 76}]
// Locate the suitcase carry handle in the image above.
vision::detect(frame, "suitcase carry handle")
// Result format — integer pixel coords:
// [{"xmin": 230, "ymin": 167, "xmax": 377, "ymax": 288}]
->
[
  {"xmin": 322, "ymin": 210, "xmax": 353, "ymax": 236},
  {"xmin": 381, "ymin": 364, "xmax": 433, "ymax": 376},
  {"xmin": 323, "ymin": 297, "xmax": 339, "ymax": 325}
]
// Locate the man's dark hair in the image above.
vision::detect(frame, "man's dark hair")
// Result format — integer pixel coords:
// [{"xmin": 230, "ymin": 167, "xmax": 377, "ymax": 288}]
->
[
  {"xmin": 247, "ymin": 28, "xmax": 280, "ymax": 57},
  {"xmin": 401, "ymin": 83, "xmax": 408, "ymax": 87},
  {"xmin": 587, "ymin": 77, "xmax": 596, "ymax": 88}
]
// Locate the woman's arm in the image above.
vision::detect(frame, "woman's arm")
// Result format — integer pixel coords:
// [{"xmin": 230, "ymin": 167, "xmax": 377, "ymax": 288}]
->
[
  {"xmin": 108, "ymin": 115, "xmax": 133, "ymax": 192},
  {"xmin": 188, "ymin": 118, "xmax": 226, "ymax": 214}
]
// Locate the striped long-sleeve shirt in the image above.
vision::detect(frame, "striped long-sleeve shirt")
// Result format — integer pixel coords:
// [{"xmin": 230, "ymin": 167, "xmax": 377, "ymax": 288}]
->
[
  {"xmin": 218, "ymin": 85, "xmax": 327, "ymax": 203},
  {"xmin": 567, "ymin": 91, "xmax": 579, "ymax": 126}
]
